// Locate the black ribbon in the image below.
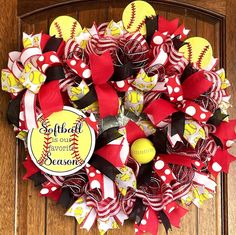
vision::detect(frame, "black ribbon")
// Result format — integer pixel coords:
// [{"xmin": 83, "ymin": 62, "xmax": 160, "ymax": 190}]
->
[
  {"xmin": 180, "ymin": 63, "xmax": 198, "ymax": 83},
  {"xmin": 95, "ymin": 127, "xmax": 123, "ymax": 150},
  {"xmin": 171, "ymin": 111, "xmax": 185, "ymax": 136},
  {"xmin": 211, "ymin": 134, "xmax": 223, "ymax": 149},
  {"xmin": 207, "ymin": 108, "xmax": 228, "ymax": 126},
  {"xmin": 129, "ymin": 198, "xmax": 147, "ymax": 225},
  {"xmin": 158, "ymin": 210, "xmax": 172, "ymax": 234},
  {"xmin": 111, "ymin": 60, "xmax": 136, "ymax": 81},
  {"xmin": 73, "ymin": 85, "xmax": 97, "ymax": 109},
  {"xmin": 45, "ymin": 65, "xmax": 65, "ymax": 82},
  {"xmin": 57, "ymin": 188, "xmax": 75, "ymax": 209},
  {"xmin": 172, "ymin": 35, "xmax": 187, "ymax": 50},
  {"xmin": 146, "ymin": 15, "xmax": 158, "ymax": 45},
  {"xmin": 89, "ymin": 154, "xmax": 121, "ymax": 181},
  {"xmin": 29, "ymin": 172, "xmax": 47, "ymax": 187},
  {"xmin": 124, "ymin": 110, "xmax": 140, "ymax": 122},
  {"xmin": 137, "ymin": 161, "xmax": 153, "ymax": 187},
  {"xmin": 149, "ymin": 130, "xmax": 168, "ymax": 154},
  {"xmin": 42, "ymin": 36, "xmax": 63, "ymax": 53},
  {"xmin": 7, "ymin": 91, "xmax": 24, "ymax": 127}
]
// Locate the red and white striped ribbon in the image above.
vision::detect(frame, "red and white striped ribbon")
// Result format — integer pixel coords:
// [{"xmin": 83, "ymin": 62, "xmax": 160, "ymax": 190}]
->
[{"xmin": 23, "ymin": 90, "xmax": 38, "ymax": 129}]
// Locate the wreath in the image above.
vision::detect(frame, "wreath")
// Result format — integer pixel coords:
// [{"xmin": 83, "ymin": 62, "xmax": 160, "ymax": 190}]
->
[{"xmin": 1, "ymin": 1, "xmax": 235, "ymax": 234}]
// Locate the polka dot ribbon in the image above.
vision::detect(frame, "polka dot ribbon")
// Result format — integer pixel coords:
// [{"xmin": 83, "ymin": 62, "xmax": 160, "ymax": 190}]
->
[
  {"xmin": 134, "ymin": 202, "xmax": 188, "ymax": 234},
  {"xmin": 4, "ymin": 35, "xmax": 66, "ymax": 129},
  {"xmin": 66, "ymin": 56, "xmax": 92, "ymax": 79},
  {"xmin": 154, "ymin": 154, "xmax": 205, "ymax": 184},
  {"xmin": 144, "ymin": 71, "xmax": 214, "ymax": 125},
  {"xmin": 208, "ymin": 120, "xmax": 236, "ymax": 177},
  {"xmin": 37, "ymin": 51, "xmax": 61, "ymax": 74},
  {"xmin": 85, "ymin": 164, "xmax": 117, "ymax": 200}
]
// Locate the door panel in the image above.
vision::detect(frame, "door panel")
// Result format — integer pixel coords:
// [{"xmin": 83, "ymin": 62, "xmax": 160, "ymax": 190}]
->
[{"xmin": 1, "ymin": 0, "xmax": 231, "ymax": 234}]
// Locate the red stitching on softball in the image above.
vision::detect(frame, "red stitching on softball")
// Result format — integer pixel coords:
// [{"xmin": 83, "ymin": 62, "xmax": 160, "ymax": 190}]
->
[
  {"xmin": 186, "ymin": 42, "xmax": 193, "ymax": 62},
  {"xmin": 136, "ymin": 19, "xmax": 146, "ymax": 32},
  {"xmin": 126, "ymin": 2, "xmax": 136, "ymax": 30},
  {"xmin": 197, "ymin": 45, "xmax": 210, "ymax": 68},
  {"xmin": 38, "ymin": 119, "xmax": 52, "ymax": 165},
  {"xmin": 71, "ymin": 21, "xmax": 77, "ymax": 38},
  {"xmin": 69, "ymin": 117, "xmax": 84, "ymax": 164},
  {"xmin": 54, "ymin": 22, "xmax": 63, "ymax": 38}
]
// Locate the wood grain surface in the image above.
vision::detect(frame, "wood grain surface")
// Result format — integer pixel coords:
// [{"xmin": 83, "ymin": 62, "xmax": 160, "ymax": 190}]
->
[
  {"xmin": 226, "ymin": 0, "xmax": 236, "ymax": 234},
  {"xmin": 0, "ymin": 0, "xmax": 235, "ymax": 235},
  {"xmin": 0, "ymin": 0, "xmax": 17, "ymax": 234}
]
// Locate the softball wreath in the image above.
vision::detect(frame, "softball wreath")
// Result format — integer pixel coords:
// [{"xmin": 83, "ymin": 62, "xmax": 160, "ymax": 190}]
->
[{"xmin": 1, "ymin": 1, "xmax": 235, "ymax": 234}]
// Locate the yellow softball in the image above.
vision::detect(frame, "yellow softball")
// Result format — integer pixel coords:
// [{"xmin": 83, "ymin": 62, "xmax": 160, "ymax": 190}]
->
[
  {"xmin": 7, "ymin": 73, "xmax": 20, "ymax": 87},
  {"xmin": 143, "ymin": 74, "xmax": 155, "ymax": 83},
  {"xmin": 184, "ymin": 122, "xmax": 198, "ymax": 136},
  {"xmin": 84, "ymin": 101, "xmax": 99, "ymax": 113},
  {"xmin": 105, "ymin": 20, "xmax": 124, "ymax": 36},
  {"xmin": 111, "ymin": 27, "xmax": 121, "ymax": 36},
  {"xmin": 179, "ymin": 37, "xmax": 214, "ymax": 70},
  {"xmin": 131, "ymin": 138, "xmax": 156, "ymax": 164},
  {"xmin": 122, "ymin": 1, "xmax": 156, "ymax": 35},
  {"xmin": 183, "ymin": 120, "xmax": 206, "ymax": 148},
  {"xmin": 33, "ymin": 35, "xmax": 40, "ymax": 45},
  {"xmin": 69, "ymin": 83, "xmax": 89, "ymax": 101},
  {"xmin": 138, "ymin": 120, "xmax": 156, "ymax": 136},
  {"xmin": 70, "ymin": 86, "xmax": 83, "ymax": 101},
  {"xmin": 29, "ymin": 70, "xmax": 45, "ymax": 85},
  {"xmin": 49, "ymin": 16, "xmax": 82, "ymax": 41},
  {"xmin": 24, "ymin": 62, "xmax": 32, "ymax": 73},
  {"xmin": 127, "ymin": 90, "xmax": 141, "ymax": 104},
  {"xmin": 130, "ymin": 103, "xmax": 143, "ymax": 115},
  {"xmin": 23, "ymin": 38, "xmax": 32, "ymax": 48}
]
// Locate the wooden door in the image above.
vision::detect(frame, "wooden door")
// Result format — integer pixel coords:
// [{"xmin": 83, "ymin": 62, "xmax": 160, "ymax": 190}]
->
[{"xmin": 0, "ymin": 0, "xmax": 235, "ymax": 234}]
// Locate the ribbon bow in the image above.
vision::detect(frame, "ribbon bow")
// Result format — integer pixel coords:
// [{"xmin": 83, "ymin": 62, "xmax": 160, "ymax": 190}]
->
[
  {"xmin": 144, "ymin": 70, "xmax": 213, "ymax": 126},
  {"xmin": 89, "ymin": 51, "xmax": 119, "ymax": 118},
  {"xmin": 1, "ymin": 47, "xmax": 43, "ymax": 94},
  {"xmin": 86, "ymin": 126, "xmax": 136, "ymax": 199},
  {"xmin": 66, "ymin": 195, "xmax": 128, "ymax": 234},
  {"xmin": 2, "ymin": 34, "xmax": 65, "ymax": 129}
]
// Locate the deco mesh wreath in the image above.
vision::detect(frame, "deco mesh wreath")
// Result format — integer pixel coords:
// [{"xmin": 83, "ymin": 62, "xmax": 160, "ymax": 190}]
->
[{"xmin": 1, "ymin": 1, "xmax": 236, "ymax": 234}]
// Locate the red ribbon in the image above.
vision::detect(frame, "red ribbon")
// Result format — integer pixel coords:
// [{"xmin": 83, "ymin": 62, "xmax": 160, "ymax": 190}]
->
[
  {"xmin": 38, "ymin": 80, "xmax": 63, "ymax": 118},
  {"xmin": 153, "ymin": 154, "xmax": 204, "ymax": 184},
  {"xmin": 125, "ymin": 120, "xmax": 146, "ymax": 144},
  {"xmin": 134, "ymin": 202, "xmax": 188, "ymax": 234},
  {"xmin": 144, "ymin": 98, "xmax": 177, "ymax": 126},
  {"xmin": 144, "ymin": 71, "xmax": 213, "ymax": 125},
  {"xmin": 134, "ymin": 207, "xmax": 159, "ymax": 235},
  {"xmin": 214, "ymin": 120, "xmax": 236, "ymax": 148},
  {"xmin": 23, "ymin": 156, "xmax": 40, "ymax": 180},
  {"xmin": 208, "ymin": 148, "xmax": 236, "ymax": 177},
  {"xmin": 95, "ymin": 144, "xmax": 123, "ymax": 167},
  {"xmin": 158, "ymin": 16, "xmax": 179, "ymax": 35},
  {"xmin": 182, "ymin": 70, "xmax": 213, "ymax": 99},
  {"xmin": 163, "ymin": 202, "xmax": 188, "ymax": 228},
  {"xmin": 89, "ymin": 51, "xmax": 119, "ymax": 118}
]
